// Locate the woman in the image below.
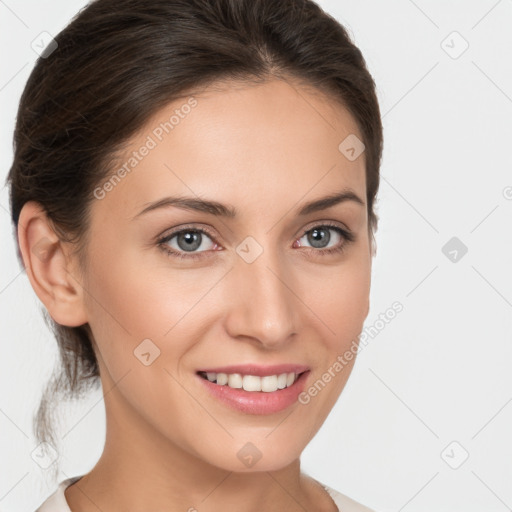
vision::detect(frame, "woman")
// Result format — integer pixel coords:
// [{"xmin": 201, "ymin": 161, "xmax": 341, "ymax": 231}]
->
[{"xmin": 8, "ymin": 0, "xmax": 382, "ymax": 510}]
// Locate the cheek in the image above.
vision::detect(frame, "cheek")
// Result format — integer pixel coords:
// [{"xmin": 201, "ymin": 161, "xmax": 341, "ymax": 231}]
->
[
  {"xmin": 82, "ymin": 237, "xmax": 226, "ymax": 375},
  {"xmin": 304, "ymin": 250, "xmax": 371, "ymax": 349},
  {"xmin": 81, "ymin": 245, "xmax": 213, "ymax": 443},
  {"xmin": 84, "ymin": 234, "xmax": 182, "ymax": 333},
  {"xmin": 298, "ymin": 253, "xmax": 371, "ymax": 411}
]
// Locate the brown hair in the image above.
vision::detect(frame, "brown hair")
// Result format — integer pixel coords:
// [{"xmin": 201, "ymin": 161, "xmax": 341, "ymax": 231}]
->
[{"xmin": 7, "ymin": 0, "xmax": 382, "ymax": 464}]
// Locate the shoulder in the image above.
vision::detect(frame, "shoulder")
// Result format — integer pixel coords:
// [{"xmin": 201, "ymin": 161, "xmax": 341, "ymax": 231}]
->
[
  {"xmin": 34, "ymin": 476, "xmax": 83, "ymax": 512},
  {"xmin": 322, "ymin": 482, "xmax": 376, "ymax": 512}
]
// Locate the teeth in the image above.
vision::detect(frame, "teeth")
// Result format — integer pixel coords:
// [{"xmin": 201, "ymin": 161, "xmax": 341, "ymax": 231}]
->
[
  {"xmin": 277, "ymin": 373, "xmax": 288, "ymax": 389},
  {"xmin": 243, "ymin": 375, "xmax": 261, "ymax": 392},
  {"xmin": 228, "ymin": 373, "xmax": 243, "ymax": 389},
  {"xmin": 216, "ymin": 373, "xmax": 228, "ymax": 385},
  {"xmin": 201, "ymin": 372, "xmax": 300, "ymax": 392}
]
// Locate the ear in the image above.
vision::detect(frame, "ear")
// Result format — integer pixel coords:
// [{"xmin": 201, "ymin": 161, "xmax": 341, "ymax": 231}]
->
[{"xmin": 17, "ymin": 201, "xmax": 88, "ymax": 327}]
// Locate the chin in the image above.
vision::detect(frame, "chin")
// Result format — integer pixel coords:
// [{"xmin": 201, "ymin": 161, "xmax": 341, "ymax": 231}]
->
[{"xmin": 197, "ymin": 439, "xmax": 303, "ymax": 473}]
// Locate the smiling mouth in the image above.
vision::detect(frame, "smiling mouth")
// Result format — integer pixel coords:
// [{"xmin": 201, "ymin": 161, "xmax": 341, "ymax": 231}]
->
[{"xmin": 197, "ymin": 370, "xmax": 308, "ymax": 393}]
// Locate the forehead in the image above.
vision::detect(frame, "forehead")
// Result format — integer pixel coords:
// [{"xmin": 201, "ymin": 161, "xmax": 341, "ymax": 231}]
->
[{"xmin": 96, "ymin": 78, "xmax": 366, "ymax": 221}]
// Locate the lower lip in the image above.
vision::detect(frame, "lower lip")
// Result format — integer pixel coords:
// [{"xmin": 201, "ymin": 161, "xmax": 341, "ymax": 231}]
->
[{"xmin": 196, "ymin": 371, "xmax": 310, "ymax": 415}]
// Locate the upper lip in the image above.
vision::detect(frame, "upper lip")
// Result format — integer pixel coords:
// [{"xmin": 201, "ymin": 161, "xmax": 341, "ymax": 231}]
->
[{"xmin": 196, "ymin": 364, "xmax": 310, "ymax": 377}]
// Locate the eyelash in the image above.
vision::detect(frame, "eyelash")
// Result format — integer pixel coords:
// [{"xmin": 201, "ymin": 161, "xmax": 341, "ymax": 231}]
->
[{"xmin": 157, "ymin": 222, "xmax": 355, "ymax": 261}]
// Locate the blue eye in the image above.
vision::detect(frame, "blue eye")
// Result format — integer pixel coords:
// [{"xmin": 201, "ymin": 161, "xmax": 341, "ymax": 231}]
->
[
  {"xmin": 296, "ymin": 225, "xmax": 353, "ymax": 253},
  {"xmin": 157, "ymin": 222, "xmax": 354, "ymax": 260},
  {"xmin": 158, "ymin": 227, "xmax": 219, "ymax": 260}
]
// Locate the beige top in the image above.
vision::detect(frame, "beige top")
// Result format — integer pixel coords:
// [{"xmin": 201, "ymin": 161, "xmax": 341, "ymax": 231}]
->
[{"xmin": 35, "ymin": 475, "xmax": 376, "ymax": 512}]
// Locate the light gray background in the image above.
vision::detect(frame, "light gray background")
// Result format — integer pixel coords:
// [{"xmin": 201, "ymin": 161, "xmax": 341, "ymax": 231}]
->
[{"xmin": 1, "ymin": 1, "xmax": 511, "ymax": 511}]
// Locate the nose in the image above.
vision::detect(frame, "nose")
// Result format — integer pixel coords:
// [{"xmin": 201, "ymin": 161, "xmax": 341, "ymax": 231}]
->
[{"xmin": 223, "ymin": 245, "xmax": 299, "ymax": 349}]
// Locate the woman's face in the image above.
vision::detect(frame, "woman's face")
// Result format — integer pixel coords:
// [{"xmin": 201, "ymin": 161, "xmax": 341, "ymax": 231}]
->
[{"xmin": 80, "ymin": 78, "xmax": 371, "ymax": 472}]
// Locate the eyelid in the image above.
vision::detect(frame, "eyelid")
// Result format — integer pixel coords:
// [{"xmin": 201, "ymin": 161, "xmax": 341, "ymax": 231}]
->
[
  {"xmin": 157, "ymin": 222, "xmax": 217, "ymax": 241},
  {"xmin": 297, "ymin": 219, "xmax": 352, "ymax": 239}
]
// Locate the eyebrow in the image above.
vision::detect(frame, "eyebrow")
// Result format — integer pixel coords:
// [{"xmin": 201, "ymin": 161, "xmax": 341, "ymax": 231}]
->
[{"xmin": 133, "ymin": 188, "xmax": 365, "ymax": 220}]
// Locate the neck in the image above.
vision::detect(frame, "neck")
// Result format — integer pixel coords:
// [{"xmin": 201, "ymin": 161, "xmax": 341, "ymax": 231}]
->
[{"xmin": 63, "ymin": 381, "xmax": 334, "ymax": 512}]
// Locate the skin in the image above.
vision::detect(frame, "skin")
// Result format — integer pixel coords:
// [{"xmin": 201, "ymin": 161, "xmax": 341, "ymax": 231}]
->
[{"xmin": 19, "ymin": 77, "xmax": 372, "ymax": 512}]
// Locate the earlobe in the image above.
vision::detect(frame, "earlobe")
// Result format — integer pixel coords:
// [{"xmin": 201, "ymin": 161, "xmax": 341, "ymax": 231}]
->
[{"xmin": 17, "ymin": 201, "xmax": 88, "ymax": 327}]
